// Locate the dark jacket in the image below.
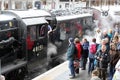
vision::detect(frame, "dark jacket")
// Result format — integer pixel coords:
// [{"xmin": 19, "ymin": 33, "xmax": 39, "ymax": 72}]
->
[
  {"xmin": 66, "ymin": 43, "xmax": 75, "ymax": 60},
  {"xmin": 95, "ymin": 50, "xmax": 110, "ymax": 68},
  {"xmin": 82, "ymin": 41, "xmax": 89, "ymax": 50},
  {"xmin": 82, "ymin": 41, "xmax": 89, "ymax": 58},
  {"xmin": 109, "ymin": 50, "xmax": 120, "ymax": 67}
]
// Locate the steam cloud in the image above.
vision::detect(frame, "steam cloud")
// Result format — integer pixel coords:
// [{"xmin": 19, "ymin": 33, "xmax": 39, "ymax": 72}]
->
[{"xmin": 47, "ymin": 42, "xmax": 57, "ymax": 60}]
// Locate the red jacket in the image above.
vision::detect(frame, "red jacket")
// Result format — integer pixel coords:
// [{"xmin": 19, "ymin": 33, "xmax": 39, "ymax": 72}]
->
[
  {"xmin": 75, "ymin": 43, "xmax": 82, "ymax": 59},
  {"xmin": 26, "ymin": 35, "xmax": 34, "ymax": 50}
]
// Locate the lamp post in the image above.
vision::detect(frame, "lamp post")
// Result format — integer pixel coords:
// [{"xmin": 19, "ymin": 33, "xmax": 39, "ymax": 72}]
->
[
  {"xmin": 72, "ymin": 0, "xmax": 75, "ymax": 9},
  {"xmin": 1, "ymin": 0, "xmax": 5, "ymax": 10},
  {"xmin": 69, "ymin": 0, "xmax": 71, "ymax": 10},
  {"xmin": 8, "ymin": 0, "xmax": 12, "ymax": 9},
  {"xmin": 52, "ymin": 0, "xmax": 55, "ymax": 9},
  {"xmin": 89, "ymin": 0, "xmax": 91, "ymax": 7}
]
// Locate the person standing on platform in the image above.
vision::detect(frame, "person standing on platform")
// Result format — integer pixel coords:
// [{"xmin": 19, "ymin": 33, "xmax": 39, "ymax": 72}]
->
[
  {"xmin": 88, "ymin": 38, "xmax": 97, "ymax": 74},
  {"xmin": 95, "ymin": 28, "xmax": 101, "ymax": 45},
  {"xmin": 81, "ymin": 38, "xmax": 89, "ymax": 70},
  {"xmin": 74, "ymin": 38, "xmax": 83, "ymax": 74},
  {"xmin": 96, "ymin": 45, "xmax": 110, "ymax": 80},
  {"xmin": 109, "ymin": 43, "xmax": 120, "ymax": 80},
  {"xmin": 66, "ymin": 38, "xmax": 76, "ymax": 79}
]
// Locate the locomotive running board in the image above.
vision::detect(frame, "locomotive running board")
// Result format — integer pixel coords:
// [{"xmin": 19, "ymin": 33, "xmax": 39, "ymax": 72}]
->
[{"xmin": 1, "ymin": 60, "xmax": 27, "ymax": 74}]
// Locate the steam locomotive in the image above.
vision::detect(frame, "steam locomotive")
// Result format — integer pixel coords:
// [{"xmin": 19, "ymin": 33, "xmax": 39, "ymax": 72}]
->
[
  {"xmin": 0, "ymin": 9, "xmax": 94, "ymax": 80},
  {"xmin": 0, "ymin": 9, "xmax": 54, "ymax": 80}
]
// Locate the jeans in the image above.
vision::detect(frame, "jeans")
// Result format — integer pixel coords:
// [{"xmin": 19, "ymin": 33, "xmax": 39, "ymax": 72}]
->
[
  {"xmin": 81, "ymin": 57, "xmax": 87, "ymax": 69},
  {"xmin": 109, "ymin": 65, "xmax": 115, "ymax": 80},
  {"xmin": 69, "ymin": 60, "xmax": 75, "ymax": 77},
  {"xmin": 88, "ymin": 58, "xmax": 94, "ymax": 74}
]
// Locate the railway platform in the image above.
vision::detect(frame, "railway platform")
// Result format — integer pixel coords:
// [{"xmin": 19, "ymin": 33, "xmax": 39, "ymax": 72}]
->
[{"xmin": 32, "ymin": 61, "xmax": 91, "ymax": 80}]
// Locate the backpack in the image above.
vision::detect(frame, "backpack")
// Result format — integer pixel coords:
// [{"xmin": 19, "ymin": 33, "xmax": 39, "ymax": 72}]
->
[{"xmin": 90, "ymin": 44, "xmax": 97, "ymax": 54}]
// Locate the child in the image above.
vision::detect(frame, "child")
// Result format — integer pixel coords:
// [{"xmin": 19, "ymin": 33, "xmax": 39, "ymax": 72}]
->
[{"xmin": 90, "ymin": 70, "xmax": 101, "ymax": 80}]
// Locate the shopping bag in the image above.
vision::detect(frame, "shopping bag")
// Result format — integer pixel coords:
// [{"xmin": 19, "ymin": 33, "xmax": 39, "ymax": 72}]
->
[{"xmin": 74, "ymin": 59, "xmax": 80, "ymax": 68}]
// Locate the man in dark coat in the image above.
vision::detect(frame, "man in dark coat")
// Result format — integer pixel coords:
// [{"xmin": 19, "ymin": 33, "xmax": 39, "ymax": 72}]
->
[
  {"xmin": 95, "ymin": 45, "xmax": 110, "ymax": 80},
  {"xmin": 66, "ymin": 38, "xmax": 76, "ymax": 79}
]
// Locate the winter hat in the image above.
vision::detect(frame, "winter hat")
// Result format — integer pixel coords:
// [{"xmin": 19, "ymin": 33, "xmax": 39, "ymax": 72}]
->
[{"xmin": 69, "ymin": 37, "xmax": 74, "ymax": 43}]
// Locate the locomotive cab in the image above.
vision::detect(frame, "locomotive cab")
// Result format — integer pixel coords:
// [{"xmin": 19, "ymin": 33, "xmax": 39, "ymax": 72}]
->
[{"xmin": 2, "ymin": 9, "xmax": 50, "ymax": 61}]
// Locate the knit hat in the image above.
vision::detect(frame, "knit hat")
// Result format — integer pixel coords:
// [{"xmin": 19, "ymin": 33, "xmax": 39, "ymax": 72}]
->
[{"xmin": 69, "ymin": 37, "xmax": 74, "ymax": 43}]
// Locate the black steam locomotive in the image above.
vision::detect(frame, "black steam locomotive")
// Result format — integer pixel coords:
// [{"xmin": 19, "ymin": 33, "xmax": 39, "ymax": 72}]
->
[{"xmin": 0, "ymin": 9, "xmax": 54, "ymax": 80}]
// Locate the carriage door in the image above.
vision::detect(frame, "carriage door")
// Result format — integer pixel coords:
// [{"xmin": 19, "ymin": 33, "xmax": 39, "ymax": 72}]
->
[
  {"xmin": 26, "ymin": 26, "xmax": 36, "ymax": 60},
  {"xmin": 34, "ymin": 24, "xmax": 47, "ymax": 58}
]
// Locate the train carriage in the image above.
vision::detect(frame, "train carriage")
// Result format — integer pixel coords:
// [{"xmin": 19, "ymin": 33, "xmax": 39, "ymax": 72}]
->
[
  {"xmin": 56, "ymin": 13, "xmax": 93, "ymax": 39},
  {"xmin": 49, "ymin": 13, "xmax": 94, "ymax": 45}
]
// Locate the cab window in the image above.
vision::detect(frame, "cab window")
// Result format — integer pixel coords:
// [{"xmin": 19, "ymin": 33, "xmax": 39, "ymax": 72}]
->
[
  {"xmin": 27, "ymin": 26, "xmax": 36, "ymax": 41},
  {"xmin": 38, "ymin": 25, "xmax": 46, "ymax": 37}
]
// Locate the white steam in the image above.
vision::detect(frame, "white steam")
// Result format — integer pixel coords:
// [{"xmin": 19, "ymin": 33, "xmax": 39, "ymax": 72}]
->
[{"xmin": 47, "ymin": 42, "xmax": 57, "ymax": 60}]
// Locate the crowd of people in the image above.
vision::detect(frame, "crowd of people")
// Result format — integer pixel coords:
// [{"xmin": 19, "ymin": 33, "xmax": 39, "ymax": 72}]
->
[{"xmin": 66, "ymin": 26, "xmax": 120, "ymax": 80}]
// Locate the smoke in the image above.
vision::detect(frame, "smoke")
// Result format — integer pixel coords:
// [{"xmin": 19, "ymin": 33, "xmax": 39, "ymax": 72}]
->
[
  {"xmin": 83, "ymin": 6, "xmax": 120, "ymax": 43},
  {"xmin": 47, "ymin": 42, "xmax": 64, "ymax": 69},
  {"xmin": 97, "ymin": 6, "xmax": 120, "ymax": 29},
  {"xmin": 83, "ymin": 29, "xmax": 95, "ymax": 41},
  {"xmin": 47, "ymin": 42, "xmax": 57, "ymax": 60}
]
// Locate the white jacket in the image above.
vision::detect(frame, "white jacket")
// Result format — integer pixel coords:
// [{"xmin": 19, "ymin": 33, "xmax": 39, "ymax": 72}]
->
[{"xmin": 112, "ymin": 59, "xmax": 120, "ymax": 80}]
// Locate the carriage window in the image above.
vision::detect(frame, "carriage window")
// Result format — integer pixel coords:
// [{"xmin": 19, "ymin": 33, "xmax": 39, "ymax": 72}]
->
[
  {"xmin": 86, "ymin": 17, "xmax": 92, "ymax": 26},
  {"xmin": 39, "ymin": 25, "xmax": 46, "ymax": 37},
  {"xmin": 83, "ymin": 18, "xmax": 87, "ymax": 26},
  {"xmin": 59, "ymin": 23, "xmax": 66, "ymax": 40}
]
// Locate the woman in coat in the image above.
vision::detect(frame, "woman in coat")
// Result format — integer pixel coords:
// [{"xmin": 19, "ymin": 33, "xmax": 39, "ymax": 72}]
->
[
  {"xmin": 81, "ymin": 38, "xmax": 89, "ymax": 70},
  {"xmin": 109, "ymin": 43, "xmax": 120, "ymax": 80},
  {"xmin": 74, "ymin": 38, "xmax": 82, "ymax": 74}
]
